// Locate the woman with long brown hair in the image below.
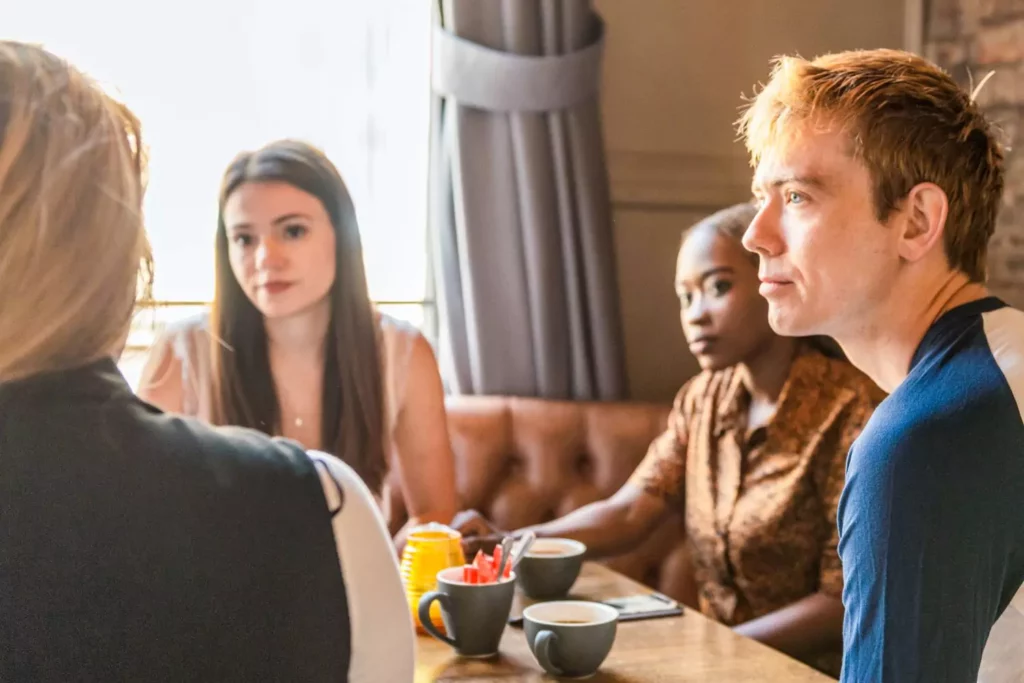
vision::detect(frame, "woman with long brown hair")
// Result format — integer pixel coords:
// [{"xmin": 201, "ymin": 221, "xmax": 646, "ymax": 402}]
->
[
  {"xmin": 0, "ymin": 41, "xmax": 413, "ymax": 681},
  {"xmin": 139, "ymin": 139, "xmax": 457, "ymax": 542}
]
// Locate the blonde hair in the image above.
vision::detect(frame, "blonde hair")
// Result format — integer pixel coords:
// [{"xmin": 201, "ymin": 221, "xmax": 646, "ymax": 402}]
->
[
  {"xmin": 737, "ymin": 48, "xmax": 1004, "ymax": 282},
  {"xmin": 0, "ymin": 41, "xmax": 152, "ymax": 383}
]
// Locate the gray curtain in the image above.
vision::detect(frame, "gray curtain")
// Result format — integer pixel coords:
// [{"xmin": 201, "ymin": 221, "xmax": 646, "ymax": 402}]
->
[{"xmin": 429, "ymin": 0, "xmax": 626, "ymax": 400}]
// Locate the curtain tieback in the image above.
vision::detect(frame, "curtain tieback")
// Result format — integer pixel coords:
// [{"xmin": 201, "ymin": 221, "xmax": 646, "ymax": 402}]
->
[{"xmin": 431, "ymin": 18, "xmax": 605, "ymax": 113}]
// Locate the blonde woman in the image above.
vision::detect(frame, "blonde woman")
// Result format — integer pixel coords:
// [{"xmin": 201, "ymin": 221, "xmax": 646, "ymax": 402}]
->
[{"xmin": 0, "ymin": 42, "xmax": 413, "ymax": 682}]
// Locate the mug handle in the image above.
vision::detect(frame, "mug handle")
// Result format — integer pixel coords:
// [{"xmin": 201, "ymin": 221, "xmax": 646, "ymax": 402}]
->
[
  {"xmin": 417, "ymin": 591, "xmax": 456, "ymax": 648},
  {"xmin": 534, "ymin": 630, "xmax": 564, "ymax": 677}
]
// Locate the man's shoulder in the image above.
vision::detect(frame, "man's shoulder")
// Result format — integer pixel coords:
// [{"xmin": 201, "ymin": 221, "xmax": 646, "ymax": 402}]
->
[
  {"xmin": 856, "ymin": 383, "xmax": 1003, "ymax": 453},
  {"xmin": 904, "ymin": 303, "xmax": 1024, "ymax": 441},
  {"xmin": 849, "ymin": 363, "xmax": 1024, "ymax": 500},
  {"xmin": 919, "ymin": 300, "xmax": 1024, "ymax": 402},
  {"xmin": 883, "ymin": 300, "xmax": 1024, "ymax": 437}
]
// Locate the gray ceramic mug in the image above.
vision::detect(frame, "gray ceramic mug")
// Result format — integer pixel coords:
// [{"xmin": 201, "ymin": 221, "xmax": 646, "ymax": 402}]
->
[
  {"xmin": 523, "ymin": 601, "xmax": 618, "ymax": 678},
  {"xmin": 418, "ymin": 566, "xmax": 516, "ymax": 658},
  {"xmin": 515, "ymin": 538, "xmax": 586, "ymax": 600}
]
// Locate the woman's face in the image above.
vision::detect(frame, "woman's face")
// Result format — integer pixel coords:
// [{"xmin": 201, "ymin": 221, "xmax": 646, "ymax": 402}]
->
[
  {"xmin": 675, "ymin": 224, "xmax": 778, "ymax": 371},
  {"xmin": 222, "ymin": 181, "xmax": 336, "ymax": 320}
]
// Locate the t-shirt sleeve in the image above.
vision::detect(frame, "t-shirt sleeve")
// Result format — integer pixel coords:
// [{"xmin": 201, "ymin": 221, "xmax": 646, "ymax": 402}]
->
[
  {"xmin": 309, "ymin": 451, "xmax": 415, "ymax": 683},
  {"xmin": 838, "ymin": 422, "xmax": 1012, "ymax": 683},
  {"xmin": 627, "ymin": 379, "xmax": 695, "ymax": 508}
]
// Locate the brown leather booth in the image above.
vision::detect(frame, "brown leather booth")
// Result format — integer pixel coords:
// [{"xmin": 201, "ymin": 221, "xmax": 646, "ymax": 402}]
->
[{"xmin": 387, "ymin": 395, "xmax": 697, "ymax": 605}]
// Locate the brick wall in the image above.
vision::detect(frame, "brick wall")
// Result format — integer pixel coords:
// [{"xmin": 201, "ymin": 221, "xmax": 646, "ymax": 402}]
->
[{"xmin": 925, "ymin": 0, "xmax": 1024, "ymax": 306}]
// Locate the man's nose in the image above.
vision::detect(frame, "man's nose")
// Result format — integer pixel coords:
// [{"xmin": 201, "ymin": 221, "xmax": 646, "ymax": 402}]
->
[{"xmin": 742, "ymin": 203, "xmax": 781, "ymax": 258}]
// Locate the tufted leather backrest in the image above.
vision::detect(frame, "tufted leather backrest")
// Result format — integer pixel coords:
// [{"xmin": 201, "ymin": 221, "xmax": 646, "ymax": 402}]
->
[{"xmin": 386, "ymin": 395, "xmax": 697, "ymax": 605}]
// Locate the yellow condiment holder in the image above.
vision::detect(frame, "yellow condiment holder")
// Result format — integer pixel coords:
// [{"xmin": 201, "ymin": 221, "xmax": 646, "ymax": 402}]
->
[{"xmin": 400, "ymin": 522, "xmax": 466, "ymax": 634}]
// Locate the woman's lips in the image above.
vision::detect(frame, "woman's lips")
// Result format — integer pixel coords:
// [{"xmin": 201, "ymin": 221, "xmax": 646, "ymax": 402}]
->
[{"xmin": 259, "ymin": 281, "xmax": 295, "ymax": 295}]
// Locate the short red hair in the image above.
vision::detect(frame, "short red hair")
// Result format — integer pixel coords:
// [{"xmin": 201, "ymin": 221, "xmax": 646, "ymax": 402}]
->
[{"xmin": 738, "ymin": 48, "xmax": 1005, "ymax": 281}]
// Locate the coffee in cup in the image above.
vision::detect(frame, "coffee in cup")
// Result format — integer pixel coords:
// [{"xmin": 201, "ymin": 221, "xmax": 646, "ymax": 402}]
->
[
  {"xmin": 515, "ymin": 538, "xmax": 585, "ymax": 600},
  {"xmin": 523, "ymin": 600, "xmax": 618, "ymax": 678}
]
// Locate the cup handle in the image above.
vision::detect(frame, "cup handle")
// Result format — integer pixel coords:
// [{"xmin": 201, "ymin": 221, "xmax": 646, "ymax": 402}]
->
[
  {"xmin": 534, "ymin": 629, "xmax": 564, "ymax": 676},
  {"xmin": 417, "ymin": 591, "xmax": 456, "ymax": 648}
]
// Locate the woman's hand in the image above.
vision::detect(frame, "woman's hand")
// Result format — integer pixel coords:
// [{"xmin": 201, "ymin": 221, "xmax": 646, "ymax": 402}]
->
[{"xmin": 450, "ymin": 509, "xmax": 505, "ymax": 557}]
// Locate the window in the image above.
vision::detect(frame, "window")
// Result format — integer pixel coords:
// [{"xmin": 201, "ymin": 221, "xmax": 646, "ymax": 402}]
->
[{"xmin": 5, "ymin": 0, "xmax": 434, "ymax": 388}]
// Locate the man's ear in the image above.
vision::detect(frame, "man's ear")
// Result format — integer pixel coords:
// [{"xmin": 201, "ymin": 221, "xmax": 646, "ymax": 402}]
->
[{"xmin": 897, "ymin": 182, "xmax": 948, "ymax": 264}]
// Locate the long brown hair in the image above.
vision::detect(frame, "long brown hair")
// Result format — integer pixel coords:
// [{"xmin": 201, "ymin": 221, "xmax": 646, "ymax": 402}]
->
[
  {"xmin": 209, "ymin": 140, "xmax": 386, "ymax": 494},
  {"xmin": 0, "ymin": 41, "xmax": 151, "ymax": 383}
]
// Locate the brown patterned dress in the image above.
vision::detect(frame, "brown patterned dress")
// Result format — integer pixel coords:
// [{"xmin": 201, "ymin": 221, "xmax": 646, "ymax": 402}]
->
[{"xmin": 630, "ymin": 345, "xmax": 884, "ymax": 675}]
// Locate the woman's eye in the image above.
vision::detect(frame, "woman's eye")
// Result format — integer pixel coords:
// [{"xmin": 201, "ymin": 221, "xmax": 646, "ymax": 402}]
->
[
  {"xmin": 679, "ymin": 292, "xmax": 694, "ymax": 307},
  {"xmin": 787, "ymin": 191, "xmax": 804, "ymax": 205},
  {"xmin": 710, "ymin": 280, "xmax": 733, "ymax": 297},
  {"xmin": 231, "ymin": 233, "xmax": 253, "ymax": 247},
  {"xmin": 284, "ymin": 224, "xmax": 308, "ymax": 239}
]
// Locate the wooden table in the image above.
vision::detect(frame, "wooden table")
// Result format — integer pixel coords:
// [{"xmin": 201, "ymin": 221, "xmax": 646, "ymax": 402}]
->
[{"xmin": 415, "ymin": 563, "xmax": 834, "ymax": 682}]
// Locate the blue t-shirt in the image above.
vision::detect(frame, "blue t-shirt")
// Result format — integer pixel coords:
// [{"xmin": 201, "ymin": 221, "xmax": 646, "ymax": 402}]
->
[{"xmin": 838, "ymin": 297, "xmax": 1024, "ymax": 682}]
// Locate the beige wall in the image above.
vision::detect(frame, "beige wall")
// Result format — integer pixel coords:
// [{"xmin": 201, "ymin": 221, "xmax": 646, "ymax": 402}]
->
[{"xmin": 597, "ymin": 0, "xmax": 907, "ymax": 401}]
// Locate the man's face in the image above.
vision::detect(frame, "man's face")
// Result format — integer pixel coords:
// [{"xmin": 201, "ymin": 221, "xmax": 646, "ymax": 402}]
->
[{"xmin": 743, "ymin": 127, "xmax": 902, "ymax": 339}]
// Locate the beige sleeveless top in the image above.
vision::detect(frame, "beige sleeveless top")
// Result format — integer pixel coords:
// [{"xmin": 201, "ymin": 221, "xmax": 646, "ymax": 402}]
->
[
  {"xmin": 142, "ymin": 311, "xmax": 419, "ymax": 522},
  {"xmin": 149, "ymin": 312, "xmax": 416, "ymax": 424}
]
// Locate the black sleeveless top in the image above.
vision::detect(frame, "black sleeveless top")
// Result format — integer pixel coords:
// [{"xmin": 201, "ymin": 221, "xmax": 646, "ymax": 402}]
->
[{"xmin": 0, "ymin": 359, "xmax": 351, "ymax": 681}]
